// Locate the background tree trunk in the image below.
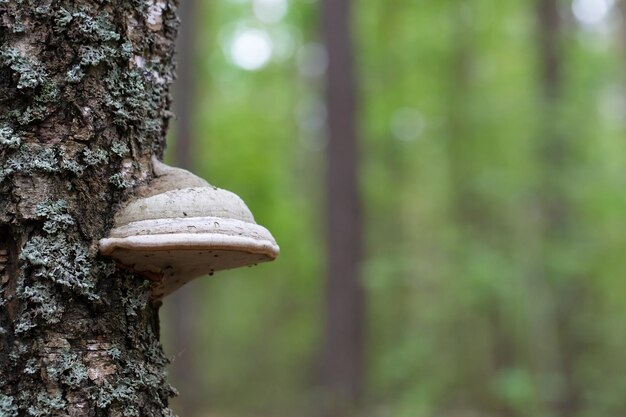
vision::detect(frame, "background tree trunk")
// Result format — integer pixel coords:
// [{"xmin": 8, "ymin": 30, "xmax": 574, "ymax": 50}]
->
[
  {"xmin": 0, "ymin": 1, "xmax": 180, "ymax": 416},
  {"xmin": 617, "ymin": 0, "xmax": 626, "ymax": 100},
  {"xmin": 535, "ymin": 1, "xmax": 584, "ymax": 415},
  {"xmin": 320, "ymin": 0, "xmax": 364, "ymax": 414}
]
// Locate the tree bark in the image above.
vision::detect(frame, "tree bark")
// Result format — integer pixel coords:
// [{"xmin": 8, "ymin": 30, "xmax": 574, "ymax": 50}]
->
[
  {"xmin": 0, "ymin": 1, "xmax": 180, "ymax": 416},
  {"xmin": 320, "ymin": 0, "xmax": 364, "ymax": 415}
]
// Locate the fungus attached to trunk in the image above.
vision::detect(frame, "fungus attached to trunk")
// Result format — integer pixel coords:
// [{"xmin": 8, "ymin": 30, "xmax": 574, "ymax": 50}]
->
[{"xmin": 99, "ymin": 157, "xmax": 279, "ymax": 299}]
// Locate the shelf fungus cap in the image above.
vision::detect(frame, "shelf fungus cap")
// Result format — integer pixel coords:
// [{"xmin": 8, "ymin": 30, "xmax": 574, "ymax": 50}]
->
[{"xmin": 99, "ymin": 157, "xmax": 279, "ymax": 299}]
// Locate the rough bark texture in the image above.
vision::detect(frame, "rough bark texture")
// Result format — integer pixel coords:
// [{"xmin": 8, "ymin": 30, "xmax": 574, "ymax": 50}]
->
[
  {"xmin": 321, "ymin": 0, "xmax": 364, "ymax": 414},
  {"xmin": 0, "ymin": 1, "xmax": 180, "ymax": 416}
]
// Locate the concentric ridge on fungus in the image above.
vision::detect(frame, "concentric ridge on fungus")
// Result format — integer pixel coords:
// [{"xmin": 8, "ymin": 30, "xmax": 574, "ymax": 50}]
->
[{"xmin": 99, "ymin": 157, "xmax": 279, "ymax": 298}]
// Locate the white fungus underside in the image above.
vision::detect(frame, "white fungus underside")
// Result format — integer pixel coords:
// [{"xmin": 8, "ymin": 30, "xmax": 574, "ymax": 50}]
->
[{"xmin": 99, "ymin": 216, "xmax": 279, "ymax": 298}]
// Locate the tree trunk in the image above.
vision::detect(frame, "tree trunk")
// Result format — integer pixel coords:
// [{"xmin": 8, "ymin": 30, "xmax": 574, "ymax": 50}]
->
[
  {"xmin": 535, "ymin": 1, "xmax": 583, "ymax": 415},
  {"xmin": 619, "ymin": 0, "xmax": 626, "ymax": 97},
  {"xmin": 0, "ymin": 2, "xmax": 180, "ymax": 416},
  {"xmin": 320, "ymin": 0, "xmax": 364, "ymax": 414}
]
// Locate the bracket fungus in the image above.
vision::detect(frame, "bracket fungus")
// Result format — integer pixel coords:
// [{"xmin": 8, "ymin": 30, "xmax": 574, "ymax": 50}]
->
[{"xmin": 99, "ymin": 157, "xmax": 279, "ymax": 299}]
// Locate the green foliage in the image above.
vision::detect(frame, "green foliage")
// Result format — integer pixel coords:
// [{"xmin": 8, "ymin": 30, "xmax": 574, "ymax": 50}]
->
[{"xmin": 161, "ymin": 0, "xmax": 626, "ymax": 416}]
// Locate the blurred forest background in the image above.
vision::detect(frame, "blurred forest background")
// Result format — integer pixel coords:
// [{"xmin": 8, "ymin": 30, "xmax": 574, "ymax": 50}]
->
[{"xmin": 160, "ymin": 0, "xmax": 626, "ymax": 416}]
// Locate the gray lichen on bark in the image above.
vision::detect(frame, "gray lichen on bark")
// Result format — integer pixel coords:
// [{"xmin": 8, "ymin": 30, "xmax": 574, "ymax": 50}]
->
[{"xmin": 0, "ymin": 1, "xmax": 181, "ymax": 416}]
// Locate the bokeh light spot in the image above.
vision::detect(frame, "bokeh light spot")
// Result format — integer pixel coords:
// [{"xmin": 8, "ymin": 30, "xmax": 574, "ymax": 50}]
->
[
  {"xmin": 253, "ymin": 0, "xmax": 288, "ymax": 24},
  {"xmin": 572, "ymin": 0, "xmax": 614, "ymax": 25},
  {"xmin": 390, "ymin": 108, "xmax": 425, "ymax": 142},
  {"xmin": 229, "ymin": 28, "xmax": 273, "ymax": 71},
  {"xmin": 297, "ymin": 43, "xmax": 328, "ymax": 78}
]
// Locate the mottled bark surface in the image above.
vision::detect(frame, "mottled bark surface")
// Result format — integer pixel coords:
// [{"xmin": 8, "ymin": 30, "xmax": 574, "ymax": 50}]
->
[{"xmin": 0, "ymin": 1, "xmax": 180, "ymax": 416}]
